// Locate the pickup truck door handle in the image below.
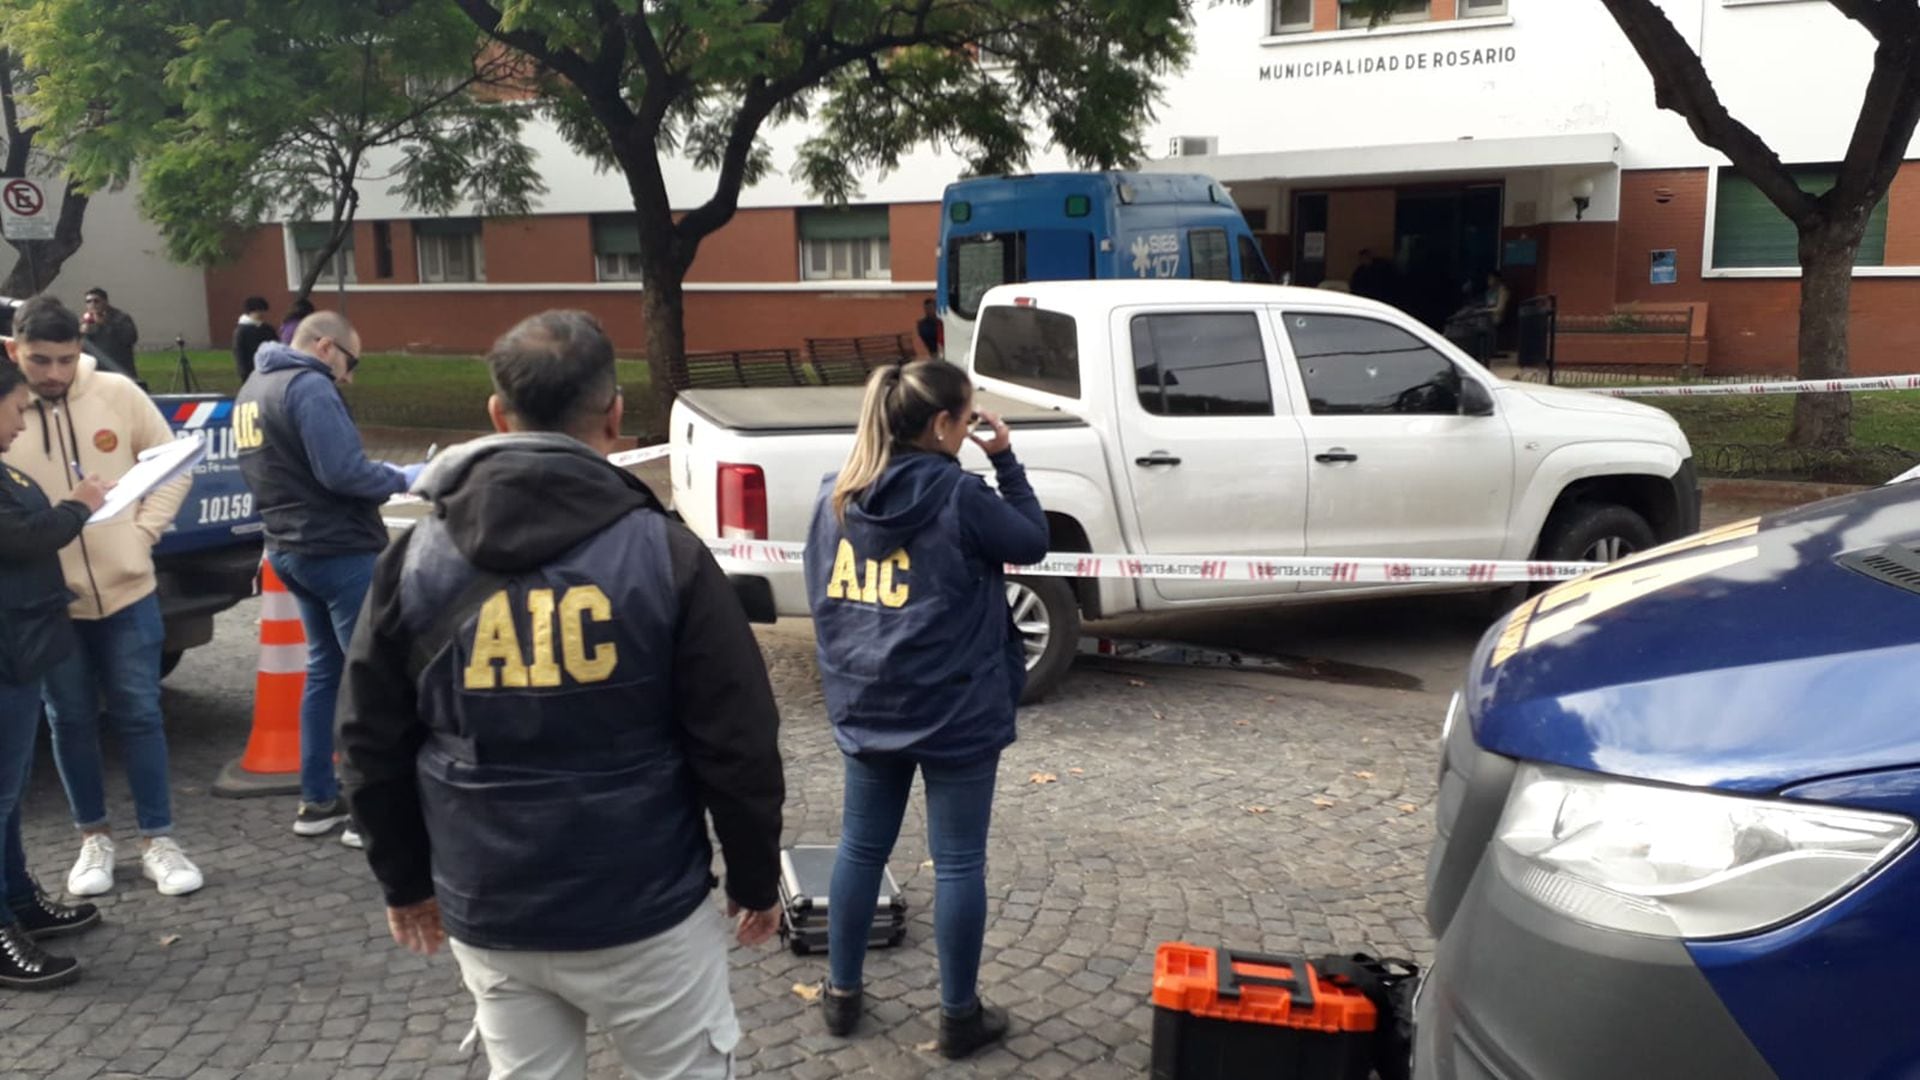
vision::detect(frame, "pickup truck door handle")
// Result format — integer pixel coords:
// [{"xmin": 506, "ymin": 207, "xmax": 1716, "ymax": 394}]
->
[
  {"xmin": 1315, "ymin": 451, "xmax": 1359, "ymax": 464},
  {"xmin": 1135, "ymin": 453, "xmax": 1183, "ymax": 468}
]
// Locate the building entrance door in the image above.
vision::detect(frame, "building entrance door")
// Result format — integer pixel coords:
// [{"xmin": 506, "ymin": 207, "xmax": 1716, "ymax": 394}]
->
[{"xmin": 1393, "ymin": 183, "xmax": 1503, "ymax": 329}]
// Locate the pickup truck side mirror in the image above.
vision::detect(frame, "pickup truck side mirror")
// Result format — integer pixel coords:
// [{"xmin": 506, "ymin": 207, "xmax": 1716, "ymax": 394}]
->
[{"xmin": 1459, "ymin": 378, "xmax": 1496, "ymax": 417}]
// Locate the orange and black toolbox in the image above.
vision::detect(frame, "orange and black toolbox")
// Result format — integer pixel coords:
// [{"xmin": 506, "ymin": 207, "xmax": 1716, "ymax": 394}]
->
[{"xmin": 1151, "ymin": 943, "xmax": 1379, "ymax": 1080}]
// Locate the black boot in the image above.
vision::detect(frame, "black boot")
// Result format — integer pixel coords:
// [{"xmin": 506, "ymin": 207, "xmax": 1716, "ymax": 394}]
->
[
  {"xmin": 0, "ymin": 922, "xmax": 80, "ymax": 990},
  {"xmin": 938, "ymin": 999, "xmax": 1010, "ymax": 1060},
  {"xmin": 822, "ymin": 985, "xmax": 863, "ymax": 1037},
  {"xmin": 9, "ymin": 888, "xmax": 101, "ymax": 939}
]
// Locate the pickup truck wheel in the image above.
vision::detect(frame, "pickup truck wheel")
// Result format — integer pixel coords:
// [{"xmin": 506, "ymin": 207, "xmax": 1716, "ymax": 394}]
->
[
  {"xmin": 1542, "ymin": 504, "xmax": 1657, "ymax": 566},
  {"xmin": 1007, "ymin": 577, "xmax": 1080, "ymax": 705},
  {"xmin": 159, "ymin": 650, "xmax": 184, "ymax": 680}
]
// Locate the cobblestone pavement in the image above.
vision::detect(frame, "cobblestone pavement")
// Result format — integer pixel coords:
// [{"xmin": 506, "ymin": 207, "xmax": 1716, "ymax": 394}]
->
[{"xmin": 4, "ymin": 594, "xmax": 1448, "ymax": 1078}]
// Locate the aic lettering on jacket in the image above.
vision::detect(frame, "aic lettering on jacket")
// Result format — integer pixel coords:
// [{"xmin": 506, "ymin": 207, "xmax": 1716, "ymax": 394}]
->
[
  {"xmin": 233, "ymin": 401, "xmax": 264, "ymax": 450},
  {"xmin": 462, "ymin": 585, "xmax": 618, "ymax": 690},
  {"xmin": 824, "ymin": 539, "xmax": 910, "ymax": 608}
]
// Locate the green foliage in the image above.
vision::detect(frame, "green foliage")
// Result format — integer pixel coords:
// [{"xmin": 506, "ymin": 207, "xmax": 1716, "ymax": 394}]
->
[
  {"xmin": 3, "ymin": 0, "xmax": 545, "ymax": 278},
  {"xmin": 475, "ymin": 0, "xmax": 1195, "ymax": 213}
]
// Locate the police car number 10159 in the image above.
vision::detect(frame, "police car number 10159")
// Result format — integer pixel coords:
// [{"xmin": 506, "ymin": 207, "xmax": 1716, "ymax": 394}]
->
[{"xmin": 196, "ymin": 492, "xmax": 255, "ymax": 525}]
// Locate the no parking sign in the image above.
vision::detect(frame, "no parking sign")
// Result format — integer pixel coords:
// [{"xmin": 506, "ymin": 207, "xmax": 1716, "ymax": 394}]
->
[{"xmin": 1, "ymin": 178, "xmax": 54, "ymax": 241}]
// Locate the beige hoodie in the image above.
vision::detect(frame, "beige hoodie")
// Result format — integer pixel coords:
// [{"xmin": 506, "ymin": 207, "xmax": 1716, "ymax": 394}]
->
[{"xmin": 2, "ymin": 355, "xmax": 190, "ymax": 620}]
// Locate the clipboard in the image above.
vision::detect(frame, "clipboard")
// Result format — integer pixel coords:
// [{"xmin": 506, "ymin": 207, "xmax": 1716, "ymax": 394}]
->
[{"xmin": 87, "ymin": 435, "xmax": 208, "ymax": 525}]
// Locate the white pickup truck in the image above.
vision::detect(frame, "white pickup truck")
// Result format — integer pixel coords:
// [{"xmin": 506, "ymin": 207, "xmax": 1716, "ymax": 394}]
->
[{"xmin": 669, "ymin": 280, "xmax": 1698, "ymax": 700}]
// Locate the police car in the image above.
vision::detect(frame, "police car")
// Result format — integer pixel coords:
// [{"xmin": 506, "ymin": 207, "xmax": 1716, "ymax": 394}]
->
[{"xmin": 1418, "ymin": 482, "xmax": 1920, "ymax": 1078}]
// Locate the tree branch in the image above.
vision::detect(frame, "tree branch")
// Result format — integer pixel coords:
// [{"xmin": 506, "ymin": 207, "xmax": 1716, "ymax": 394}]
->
[
  {"xmin": 452, "ymin": 0, "xmax": 602, "ymax": 91},
  {"xmin": 1600, "ymin": 0, "xmax": 1816, "ymax": 220},
  {"xmin": 1832, "ymin": 29, "xmax": 1920, "ymax": 210}
]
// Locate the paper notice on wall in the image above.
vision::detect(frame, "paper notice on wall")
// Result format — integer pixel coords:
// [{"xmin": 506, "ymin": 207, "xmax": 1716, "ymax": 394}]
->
[
  {"xmin": 1650, "ymin": 249, "xmax": 1678, "ymax": 285},
  {"xmin": 1303, "ymin": 232, "xmax": 1327, "ymax": 261}
]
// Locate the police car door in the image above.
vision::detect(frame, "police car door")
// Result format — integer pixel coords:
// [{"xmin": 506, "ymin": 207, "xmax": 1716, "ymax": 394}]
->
[{"xmin": 1114, "ymin": 304, "xmax": 1310, "ymax": 604}]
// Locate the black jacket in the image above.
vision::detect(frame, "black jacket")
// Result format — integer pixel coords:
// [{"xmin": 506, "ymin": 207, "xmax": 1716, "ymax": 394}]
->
[
  {"xmin": 338, "ymin": 433, "xmax": 784, "ymax": 951},
  {"xmin": 232, "ymin": 320, "xmax": 277, "ymax": 386},
  {"xmin": 0, "ymin": 463, "xmax": 86, "ymax": 685}
]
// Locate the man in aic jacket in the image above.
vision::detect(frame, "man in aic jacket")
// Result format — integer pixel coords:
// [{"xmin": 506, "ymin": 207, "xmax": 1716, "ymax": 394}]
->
[{"xmin": 339, "ymin": 310, "xmax": 785, "ymax": 1078}]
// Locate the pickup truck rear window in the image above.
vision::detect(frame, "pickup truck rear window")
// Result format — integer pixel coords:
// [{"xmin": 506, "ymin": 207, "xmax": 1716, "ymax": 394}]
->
[{"xmin": 974, "ymin": 306, "xmax": 1081, "ymax": 399}]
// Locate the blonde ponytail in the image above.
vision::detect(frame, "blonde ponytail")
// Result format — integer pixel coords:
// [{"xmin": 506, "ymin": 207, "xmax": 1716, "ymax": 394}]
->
[
  {"xmin": 831, "ymin": 359, "xmax": 974, "ymax": 522},
  {"xmin": 833, "ymin": 365, "xmax": 903, "ymax": 521}
]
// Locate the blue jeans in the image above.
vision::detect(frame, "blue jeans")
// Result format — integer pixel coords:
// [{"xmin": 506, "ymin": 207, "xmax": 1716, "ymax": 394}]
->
[
  {"xmin": 829, "ymin": 751, "xmax": 1000, "ymax": 1015},
  {"xmin": 41, "ymin": 593, "xmax": 173, "ymax": 836},
  {"xmin": 0, "ymin": 681, "xmax": 43, "ymax": 922},
  {"xmin": 268, "ymin": 551, "xmax": 376, "ymax": 805}
]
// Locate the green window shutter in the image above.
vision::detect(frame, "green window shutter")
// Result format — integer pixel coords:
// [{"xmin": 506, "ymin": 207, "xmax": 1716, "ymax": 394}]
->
[
  {"xmin": 415, "ymin": 217, "xmax": 481, "ymax": 238},
  {"xmin": 798, "ymin": 206, "xmax": 890, "ymax": 241},
  {"xmin": 592, "ymin": 214, "xmax": 642, "ymax": 255},
  {"xmin": 291, "ymin": 222, "xmax": 352, "ymax": 252},
  {"xmin": 1713, "ymin": 167, "xmax": 1889, "ymax": 269}
]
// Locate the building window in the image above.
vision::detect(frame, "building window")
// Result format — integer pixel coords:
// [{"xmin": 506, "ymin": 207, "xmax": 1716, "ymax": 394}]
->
[
  {"xmin": 1458, "ymin": 0, "xmax": 1507, "ymax": 15},
  {"xmin": 291, "ymin": 223, "xmax": 355, "ymax": 284},
  {"xmin": 1711, "ymin": 166, "xmax": 1889, "ymax": 271},
  {"xmin": 416, "ymin": 219, "xmax": 485, "ymax": 283},
  {"xmin": 1132, "ymin": 312, "xmax": 1273, "ymax": 418},
  {"xmin": 798, "ymin": 206, "xmax": 891, "ymax": 282},
  {"xmin": 1270, "ymin": 0, "xmax": 1313, "ymax": 34},
  {"xmin": 1340, "ymin": 0, "xmax": 1430, "ymax": 29},
  {"xmin": 372, "ymin": 222, "xmax": 394, "ymax": 279},
  {"xmin": 593, "ymin": 214, "xmax": 644, "ymax": 282}
]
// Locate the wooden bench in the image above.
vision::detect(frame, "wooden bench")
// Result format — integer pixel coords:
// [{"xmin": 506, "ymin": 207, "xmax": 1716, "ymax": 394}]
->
[
  {"xmin": 804, "ymin": 334, "xmax": 915, "ymax": 386},
  {"xmin": 669, "ymin": 348, "xmax": 809, "ymax": 391},
  {"xmin": 1555, "ymin": 302, "xmax": 1711, "ymax": 373}
]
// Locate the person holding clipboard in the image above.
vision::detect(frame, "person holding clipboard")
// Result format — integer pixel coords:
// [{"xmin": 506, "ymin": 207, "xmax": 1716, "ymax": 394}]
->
[
  {"xmin": 0, "ymin": 358, "xmax": 110, "ymax": 989},
  {"xmin": 0, "ymin": 296, "xmax": 205, "ymax": 901}
]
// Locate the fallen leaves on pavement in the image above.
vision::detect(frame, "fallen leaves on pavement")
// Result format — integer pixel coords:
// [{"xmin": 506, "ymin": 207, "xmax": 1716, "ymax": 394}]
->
[
  {"xmin": 1029, "ymin": 772, "xmax": 1059, "ymax": 785},
  {"xmin": 792, "ymin": 982, "xmax": 823, "ymax": 1003}
]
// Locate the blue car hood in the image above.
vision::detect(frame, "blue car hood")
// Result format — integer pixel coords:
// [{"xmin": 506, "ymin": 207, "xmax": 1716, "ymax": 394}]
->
[{"xmin": 1471, "ymin": 482, "xmax": 1920, "ymax": 794}]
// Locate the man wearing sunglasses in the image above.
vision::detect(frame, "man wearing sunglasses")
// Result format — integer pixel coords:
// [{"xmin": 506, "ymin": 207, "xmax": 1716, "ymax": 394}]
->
[{"xmin": 235, "ymin": 310, "xmax": 418, "ymax": 846}]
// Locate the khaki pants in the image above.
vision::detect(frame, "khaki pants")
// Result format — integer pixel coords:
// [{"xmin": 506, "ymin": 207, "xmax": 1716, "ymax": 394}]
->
[{"xmin": 451, "ymin": 905, "xmax": 741, "ymax": 1080}]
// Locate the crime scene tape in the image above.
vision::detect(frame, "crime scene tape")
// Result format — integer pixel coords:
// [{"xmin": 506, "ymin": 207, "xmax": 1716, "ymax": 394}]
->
[
  {"xmin": 1594, "ymin": 374, "xmax": 1920, "ymax": 399},
  {"xmin": 376, "ymin": 517, "xmax": 1591, "ymax": 584}
]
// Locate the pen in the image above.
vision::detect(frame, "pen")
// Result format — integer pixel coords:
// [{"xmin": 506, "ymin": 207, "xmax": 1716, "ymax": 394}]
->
[{"xmin": 69, "ymin": 459, "xmax": 84, "ymax": 483}]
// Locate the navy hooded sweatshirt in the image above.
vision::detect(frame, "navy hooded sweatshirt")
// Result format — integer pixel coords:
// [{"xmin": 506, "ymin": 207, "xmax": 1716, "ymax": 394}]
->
[{"xmin": 805, "ymin": 447, "xmax": 1049, "ymax": 763}]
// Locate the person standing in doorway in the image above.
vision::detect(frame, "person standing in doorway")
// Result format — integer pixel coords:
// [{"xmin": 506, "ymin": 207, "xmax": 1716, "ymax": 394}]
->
[
  {"xmin": 79, "ymin": 289, "xmax": 139, "ymax": 381},
  {"xmin": 235, "ymin": 312, "xmax": 415, "ymax": 849},
  {"xmin": 232, "ymin": 296, "xmax": 277, "ymax": 387},
  {"xmin": 0, "ymin": 359, "xmax": 109, "ymax": 989},
  {"xmin": 805, "ymin": 359, "xmax": 1049, "ymax": 1059},
  {"xmin": 339, "ymin": 310, "xmax": 785, "ymax": 1078},
  {"xmin": 0, "ymin": 296, "xmax": 204, "ymax": 899}
]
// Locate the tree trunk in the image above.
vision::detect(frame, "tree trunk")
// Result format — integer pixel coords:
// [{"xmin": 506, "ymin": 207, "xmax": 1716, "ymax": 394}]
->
[
  {"xmin": 1786, "ymin": 220, "xmax": 1864, "ymax": 449},
  {"xmin": 640, "ymin": 256, "xmax": 688, "ymax": 441},
  {"xmin": 1, "ymin": 182, "xmax": 89, "ymax": 297}
]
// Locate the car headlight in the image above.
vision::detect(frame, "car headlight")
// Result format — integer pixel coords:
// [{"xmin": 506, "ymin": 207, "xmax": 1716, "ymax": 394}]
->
[{"xmin": 1495, "ymin": 764, "xmax": 1914, "ymax": 940}]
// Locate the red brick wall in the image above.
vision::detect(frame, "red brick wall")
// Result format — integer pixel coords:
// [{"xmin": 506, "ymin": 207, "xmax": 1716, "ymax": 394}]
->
[
  {"xmin": 485, "ymin": 217, "xmax": 593, "ymax": 283},
  {"xmin": 1608, "ymin": 165, "xmax": 1920, "ymax": 375},
  {"xmin": 686, "ymin": 208, "xmax": 798, "ymax": 283},
  {"xmin": 1535, "ymin": 221, "xmax": 1618, "ymax": 317},
  {"xmin": 891, "ymin": 203, "xmax": 941, "ymax": 286}
]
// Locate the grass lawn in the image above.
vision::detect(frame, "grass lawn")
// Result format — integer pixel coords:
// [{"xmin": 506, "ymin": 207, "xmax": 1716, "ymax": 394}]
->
[
  {"xmin": 135, "ymin": 350, "xmax": 1920, "ymax": 482},
  {"xmin": 1653, "ymin": 393, "xmax": 1920, "ymax": 483},
  {"xmin": 139, "ymin": 350, "xmax": 665, "ymax": 437}
]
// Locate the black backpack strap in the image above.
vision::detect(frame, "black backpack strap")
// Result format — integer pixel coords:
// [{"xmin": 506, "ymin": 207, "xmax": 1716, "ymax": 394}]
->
[{"xmin": 407, "ymin": 569, "xmax": 512, "ymax": 685}]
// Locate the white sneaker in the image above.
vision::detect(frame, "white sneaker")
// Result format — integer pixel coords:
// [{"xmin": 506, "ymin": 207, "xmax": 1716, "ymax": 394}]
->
[
  {"xmin": 141, "ymin": 838, "xmax": 204, "ymax": 897},
  {"xmin": 67, "ymin": 835, "xmax": 116, "ymax": 898},
  {"xmin": 340, "ymin": 826, "xmax": 364, "ymax": 851}
]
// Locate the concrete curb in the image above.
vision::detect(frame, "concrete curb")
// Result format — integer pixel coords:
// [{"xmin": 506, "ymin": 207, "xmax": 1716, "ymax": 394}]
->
[{"xmin": 1701, "ymin": 477, "xmax": 1870, "ymax": 507}]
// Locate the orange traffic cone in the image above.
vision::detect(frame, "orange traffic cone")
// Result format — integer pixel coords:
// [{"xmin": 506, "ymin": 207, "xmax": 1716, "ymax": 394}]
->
[{"xmin": 212, "ymin": 559, "xmax": 308, "ymax": 798}]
